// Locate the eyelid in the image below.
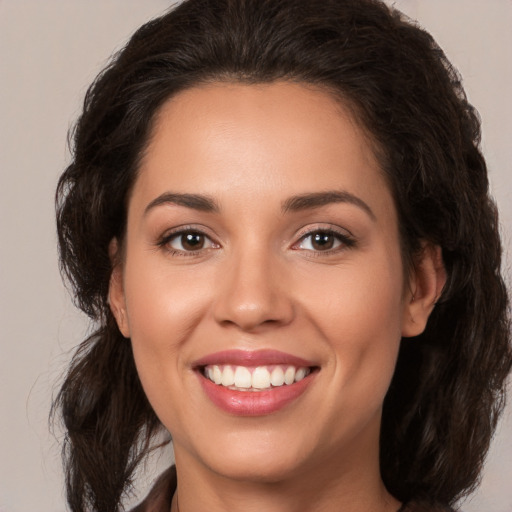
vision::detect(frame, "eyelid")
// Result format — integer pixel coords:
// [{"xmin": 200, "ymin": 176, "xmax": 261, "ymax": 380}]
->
[
  {"xmin": 157, "ymin": 225, "xmax": 220, "ymax": 255},
  {"xmin": 155, "ymin": 223, "xmax": 355, "ymax": 257},
  {"xmin": 291, "ymin": 224, "xmax": 356, "ymax": 253}
]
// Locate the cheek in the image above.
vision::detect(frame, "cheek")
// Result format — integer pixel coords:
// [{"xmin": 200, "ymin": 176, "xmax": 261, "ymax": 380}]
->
[
  {"xmin": 121, "ymin": 255, "xmax": 215, "ymax": 408},
  {"xmin": 122, "ymin": 258, "xmax": 212, "ymax": 429},
  {"xmin": 301, "ymin": 250, "xmax": 405, "ymax": 337},
  {"xmin": 324, "ymin": 284, "xmax": 402, "ymax": 375},
  {"xmin": 299, "ymin": 252, "xmax": 405, "ymax": 399},
  {"xmin": 124, "ymin": 253, "xmax": 211, "ymax": 342}
]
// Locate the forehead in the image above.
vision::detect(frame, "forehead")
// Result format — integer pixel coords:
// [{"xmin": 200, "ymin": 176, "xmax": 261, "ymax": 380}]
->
[
  {"xmin": 146, "ymin": 82, "xmax": 374, "ymax": 163},
  {"xmin": 133, "ymin": 81, "xmax": 392, "ymax": 218}
]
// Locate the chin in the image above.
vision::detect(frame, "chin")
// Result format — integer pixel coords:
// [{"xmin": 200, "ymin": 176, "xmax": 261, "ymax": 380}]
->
[
  {"xmin": 194, "ymin": 430, "xmax": 313, "ymax": 484},
  {"xmin": 208, "ymin": 454, "xmax": 307, "ymax": 484}
]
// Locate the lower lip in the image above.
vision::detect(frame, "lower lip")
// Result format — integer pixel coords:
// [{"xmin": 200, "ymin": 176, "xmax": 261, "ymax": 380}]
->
[{"xmin": 198, "ymin": 372, "xmax": 315, "ymax": 416}]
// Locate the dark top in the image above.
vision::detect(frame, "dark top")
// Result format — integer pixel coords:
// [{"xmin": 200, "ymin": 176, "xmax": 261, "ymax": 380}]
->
[
  {"xmin": 130, "ymin": 466, "xmax": 458, "ymax": 512},
  {"xmin": 130, "ymin": 466, "xmax": 176, "ymax": 512}
]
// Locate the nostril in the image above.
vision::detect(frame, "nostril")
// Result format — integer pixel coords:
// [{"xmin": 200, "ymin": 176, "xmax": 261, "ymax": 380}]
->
[
  {"xmin": 211, "ymin": 257, "xmax": 295, "ymax": 330},
  {"xmin": 213, "ymin": 293, "xmax": 295, "ymax": 331}
]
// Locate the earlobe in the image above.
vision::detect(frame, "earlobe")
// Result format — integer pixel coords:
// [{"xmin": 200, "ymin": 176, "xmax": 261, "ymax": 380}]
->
[
  {"xmin": 401, "ymin": 244, "xmax": 446, "ymax": 338},
  {"xmin": 108, "ymin": 238, "xmax": 130, "ymax": 338}
]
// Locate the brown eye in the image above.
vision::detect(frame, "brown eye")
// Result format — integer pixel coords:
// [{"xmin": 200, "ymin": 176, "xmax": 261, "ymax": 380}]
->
[
  {"xmin": 180, "ymin": 232, "xmax": 205, "ymax": 250},
  {"xmin": 295, "ymin": 229, "xmax": 353, "ymax": 253},
  {"xmin": 167, "ymin": 231, "xmax": 214, "ymax": 252},
  {"xmin": 311, "ymin": 232, "xmax": 335, "ymax": 250}
]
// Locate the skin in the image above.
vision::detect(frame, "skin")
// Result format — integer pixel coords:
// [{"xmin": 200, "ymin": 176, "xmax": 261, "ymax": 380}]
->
[{"xmin": 110, "ymin": 82, "xmax": 445, "ymax": 512}]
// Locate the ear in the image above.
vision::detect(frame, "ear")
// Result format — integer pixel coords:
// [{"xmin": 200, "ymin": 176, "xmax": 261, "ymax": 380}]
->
[
  {"xmin": 108, "ymin": 238, "xmax": 130, "ymax": 338},
  {"xmin": 401, "ymin": 243, "xmax": 446, "ymax": 338}
]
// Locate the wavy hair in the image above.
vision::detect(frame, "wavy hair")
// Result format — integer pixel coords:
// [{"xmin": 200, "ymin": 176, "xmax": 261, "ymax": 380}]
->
[{"xmin": 54, "ymin": 0, "xmax": 511, "ymax": 510}]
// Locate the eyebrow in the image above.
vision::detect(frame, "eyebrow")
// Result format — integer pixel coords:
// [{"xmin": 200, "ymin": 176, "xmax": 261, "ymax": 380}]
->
[
  {"xmin": 282, "ymin": 190, "xmax": 376, "ymax": 220},
  {"xmin": 144, "ymin": 192, "xmax": 220, "ymax": 215},
  {"xmin": 144, "ymin": 189, "xmax": 375, "ymax": 220}
]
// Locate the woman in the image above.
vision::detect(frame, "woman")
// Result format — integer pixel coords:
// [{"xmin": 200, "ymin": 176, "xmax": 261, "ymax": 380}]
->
[{"xmin": 54, "ymin": 0, "xmax": 511, "ymax": 511}]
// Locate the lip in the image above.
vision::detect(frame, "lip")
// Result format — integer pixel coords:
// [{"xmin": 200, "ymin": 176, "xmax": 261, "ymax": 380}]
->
[
  {"xmin": 193, "ymin": 349, "xmax": 318, "ymax": 416},
  {"xmin": 192, "ymin": 349, "xmax": 316, "ymax": 368}
]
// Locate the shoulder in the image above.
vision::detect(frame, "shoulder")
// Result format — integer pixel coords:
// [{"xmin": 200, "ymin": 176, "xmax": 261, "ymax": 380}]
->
[{"xmin": 129, "ymin": 466, "xmax": 177, "ymax": 512}]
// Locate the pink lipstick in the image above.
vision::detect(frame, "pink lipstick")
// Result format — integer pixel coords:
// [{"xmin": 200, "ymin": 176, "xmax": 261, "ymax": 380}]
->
[{"xmin": 194, "ymin": 350, "xmax": 318, "ymax": 416}]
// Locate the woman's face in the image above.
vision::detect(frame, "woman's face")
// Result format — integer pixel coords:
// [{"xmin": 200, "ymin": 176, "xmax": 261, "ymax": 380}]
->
[{"xmin": 110, "ymin": 82, "xmax": 427, "ymax": 483}]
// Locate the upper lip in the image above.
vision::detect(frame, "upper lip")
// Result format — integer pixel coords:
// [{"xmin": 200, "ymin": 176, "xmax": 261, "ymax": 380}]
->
[{"xmin": 192, "ymin": 349, "xmax": 317, "ymax": 368}]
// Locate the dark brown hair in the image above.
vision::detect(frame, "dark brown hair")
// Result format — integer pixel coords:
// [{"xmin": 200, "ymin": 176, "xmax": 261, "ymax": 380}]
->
[{"xmin": 54, "ymin": 0, "xmax": 511, "ymax": 510}]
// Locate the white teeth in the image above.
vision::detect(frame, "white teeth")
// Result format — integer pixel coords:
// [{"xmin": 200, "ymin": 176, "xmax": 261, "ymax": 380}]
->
[
  {"xmin": 205, "ymin": 364, "xmax": 311, "ymax": 390},
  {"xmin": 284, "ymin": 366, "xmax": 295, "ymax": 385},
  {"xmin": 270, "ymin": 366, "xmax": 285, "ymax": 386},
  {"xmin": 212, "ymin": 365, "xmax": 222, "ymax": 385},
  {"xmin": 234, "ymin": 366, "xmax": 252, "ymax": 388},
  {"xmin": 252, "ymin": 367, "xmax": 271, "ymax": 389},
  {"xmin": 295, "ymin": 367, "xmax": 307, "ymax": 382},
  {"xmin": 220, "ymin": 366, "xmax": 235, "ymax": 386}
]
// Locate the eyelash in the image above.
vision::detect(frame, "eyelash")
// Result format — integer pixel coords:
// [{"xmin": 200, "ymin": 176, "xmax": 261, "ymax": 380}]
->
[
  {"xmin": 157, "ymin": 226, "xmax": 218, "ymax": 257},
  {"xmin": 157, "ymin": 226, "xmax": 356, "ymax": 257},
  {"xmin": 293, "ymin": 227, "xmax": 356, "ymax": 256}
]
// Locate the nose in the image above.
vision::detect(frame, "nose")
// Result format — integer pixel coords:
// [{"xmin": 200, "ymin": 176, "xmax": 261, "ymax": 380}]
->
[{"xmin": 213, "ymin": 249, "xmax": 295, "ymax": 332}]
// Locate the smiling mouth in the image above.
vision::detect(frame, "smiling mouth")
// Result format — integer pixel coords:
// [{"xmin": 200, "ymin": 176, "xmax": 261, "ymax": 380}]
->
[
  {"xmin": 193, "ymin": 349, "xmax": 319, "ymax": 415},
  {"xmin": 202, "ymin": 364, "xmax": 314, "ymax": 392}
]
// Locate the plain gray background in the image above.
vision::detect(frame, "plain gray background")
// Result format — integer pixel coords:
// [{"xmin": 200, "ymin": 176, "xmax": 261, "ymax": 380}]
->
[{"xmin": 0, "ymin": 1, "xmax": 510, "ymax": 511}]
